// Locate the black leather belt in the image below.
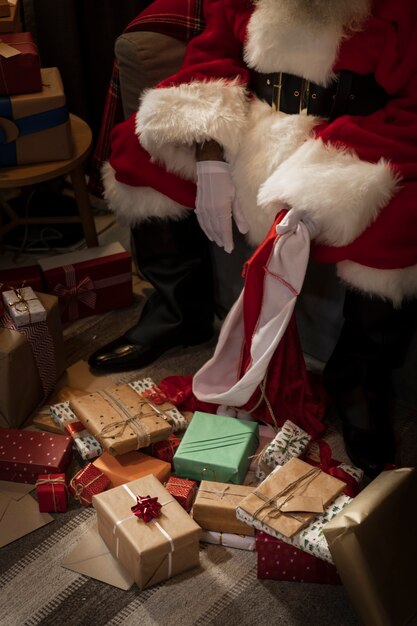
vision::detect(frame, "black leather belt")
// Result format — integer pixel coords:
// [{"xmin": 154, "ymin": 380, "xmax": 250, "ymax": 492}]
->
[{"xmin": 249, "ymin": 70, "xmax": 390, "ymax": 120}]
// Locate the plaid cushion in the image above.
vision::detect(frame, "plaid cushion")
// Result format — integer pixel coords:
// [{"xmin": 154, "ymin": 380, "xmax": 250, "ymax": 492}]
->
[{"xmin": 88, "ymin": 0, "xmax": 205, "ymax": 198}]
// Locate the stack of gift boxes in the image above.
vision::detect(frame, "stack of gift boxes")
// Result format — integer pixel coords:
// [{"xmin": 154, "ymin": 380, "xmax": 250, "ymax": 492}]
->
[
  {"xmin": 0, "ymin": 242, "xmax": 133, "ymax": 429},
  {"xmin": 1, "ymin": 361, "xmax": 416, "ymax": 626}
]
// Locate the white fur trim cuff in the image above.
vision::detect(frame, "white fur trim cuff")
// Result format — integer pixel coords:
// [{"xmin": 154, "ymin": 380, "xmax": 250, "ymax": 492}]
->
[
  {"xmin": 337, "ymin": 260, "xmax": 417, "ymax": 306},
  {"xmin": 137, "ymin": 80, "xmax": 249, "ymax": 180},
  {"xmin": 102, "ymin": 162, "xmax": 190, "ymax": 226},
  {"xmin": 257, "ymin": 138, "xmax": 401, "ymax": 247}
]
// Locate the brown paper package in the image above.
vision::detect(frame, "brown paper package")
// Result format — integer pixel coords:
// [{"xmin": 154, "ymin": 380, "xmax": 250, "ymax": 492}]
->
[
  {"xmin": 323, "ymin": 468, "xmax": 417, "ymax": 626},
  {"xmin": 1, "ymin": 67, "xmax": 72, "ymax": 164},
  {"xmin": 0, "ymin": 292, "xmax": 66, "ymax": 428},
  {"xmin": 93, "ymin": 474, "xmax": 201, "ymax": 589},
  {"xmin": 0, "ymin": 0, "xmax": 19, "ymax": 32},
  {"xmin": 238, "ymin": 458, "xmax": 346, "ymax": 538},
  {"xmin": 70, "ymin": 384, "xmax": 172, "ymax": 456},
  {"xmin": 193, "ymin": 480, "xmax": 256, "ymax": 536}
]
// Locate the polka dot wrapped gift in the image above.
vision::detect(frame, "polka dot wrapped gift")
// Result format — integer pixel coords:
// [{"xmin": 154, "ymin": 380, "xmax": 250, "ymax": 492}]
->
[{"xmin": 0, "ymin": 428, "xmax": 72, "ymax": 484}]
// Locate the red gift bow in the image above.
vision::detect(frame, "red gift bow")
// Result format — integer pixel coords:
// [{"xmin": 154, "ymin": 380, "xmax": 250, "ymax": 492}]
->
[
  {"xmin": 141, "ymin": 387, "xmax": 169, "ymax": 405},
  {"xmin": 54, "ymin": 265, "xmax": 97, "ymax": 320},
  {"xmin": 131, "ymin": 494, "xmax": 162, "ymax": 522},
  {"xmin": 305, "ymin": 439, "xmax": 361, "ymax": 497}
]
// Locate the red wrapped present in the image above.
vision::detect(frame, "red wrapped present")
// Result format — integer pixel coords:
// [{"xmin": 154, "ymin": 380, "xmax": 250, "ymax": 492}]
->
[
  {"xmin": 0, "ymin": 429, "xmax": 72, "ymax": 483},
  {"xmin": 69, "ymin": 463, "xmax": 110, "ymax": 506},
  {"xmin": 36, "ymin": 473, "xmax": 68, "ymax": 512},
  {"xmin": 304, "ymin": 438, "xmax": 364, "ymax": 498},
  {"xmin": 256, "ymin": 532, "xmax": 341, "ymax": 584},
  {"xmin": 0, "ymin": 265, "xmax": 44, "ymax": 292},
  {"xmin": 150, "ymin": 434, "xmax": 181, "ymax": 466},
  {"xmin": 165, "ymin": 475, "xmax": 197, "ymax": 512},
  {"xmin": 0, "ymin": 32, "xmax": 42, "ymax": 95},
  {"xmin": 38, "ymin": 242, "xmax": 132, "ymax": 322}
]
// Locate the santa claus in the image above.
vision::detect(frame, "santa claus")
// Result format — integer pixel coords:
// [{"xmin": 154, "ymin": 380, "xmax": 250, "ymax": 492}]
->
[{"xmin": 90, "ymin": 0, "xmax": 417, "ymax": 476}]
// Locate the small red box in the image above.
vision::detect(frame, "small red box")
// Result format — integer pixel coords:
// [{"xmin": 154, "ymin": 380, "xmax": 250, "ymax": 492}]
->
[
  {"xmin": 0, "ymin": 32, "xmax": 42, "ymax": 95},
  {"xmin": 36, "ymin": 473, "xmax": 67, "ymax": 512},
  {"xmin": 150, "ymin": 434, "xmax": 181, "ymax": 466},
  {"xmin": 256, "ymin": 532, "xmax": 341, "ymax": 584},
  {"xmin": 0, "ymin": 429, "xmax": 72, "ymax": 483},
  {"xmin": 69, "ymin": 463, "xmax": 110, "ymax": 506},
  {"xmin": 38, "ymin": 242, "xmax": 132, "ymax": 322},
  {"xmin": 165, "ymin": 475, "xmax": 197, "ymax": 512},
  {"xmin": 0, "ymin": 265, "xmax": 45, "ymax": 292}
]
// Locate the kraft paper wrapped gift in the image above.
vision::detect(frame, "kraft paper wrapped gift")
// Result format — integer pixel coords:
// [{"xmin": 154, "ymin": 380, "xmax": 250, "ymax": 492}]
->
[
  {"xmin": 0, "ymin": 67, "xmax": 72, "ymax": 167},
  {"xmin": 173, "ymin": 412, "xmax": 259, "ymax": 484},
  {"xmin": 69, "ymin": 383, "xmax": 172, "ymax": 456},
  {"xmin": 193, "ymin": 480, "xmax": 255, "ymax": 536},
  {"xmin": 93, "ymin": 450, "xmax": 171, "ymax": 488},
  {"xmin": 0, "ymin": 31, "xmax": 42, "ymax": 95},
  {"xmin": 2, "ymin": 286, "xmax": 46, "ymax": 327},
  {"xmin": 92, "ymin": 474, "xmax": 201, "ymax": 589},
  {"xmin": 0, "ymin": 0, "xmax": 20, "ymax": 33},
  {"xmin": 0, "ymin": 429, "xmax": 72, "ymax": 483},
  {"xmin": 0, "ymin": 292, "xmax": 66, "ymax": 429},
  {"xmin": 323, "ymin": 468, "xmax": 417, "ymax": 626},
  {"xmin": 256, "ymin": 531, "xmax": 341, "ymax": 584},
  {"xmin": 38, "ymin": 242, "xmax": 132, "ymax": 323},
  {"xmin": 236, "ymin": 458, "xmax": 346, "ymax": 539},
  {"xmin": 0, "ymin": 0, "xmax": 10, "ymax": 18},
  {"xmin": 129, "ymin": 377, "xmax": 189, "ymax": 433}
]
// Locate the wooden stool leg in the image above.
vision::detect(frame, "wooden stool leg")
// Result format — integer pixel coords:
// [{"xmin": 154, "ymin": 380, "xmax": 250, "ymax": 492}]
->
[{"xmin": 70, "ymin": 165, "xmax": 99, "ymax": 247}]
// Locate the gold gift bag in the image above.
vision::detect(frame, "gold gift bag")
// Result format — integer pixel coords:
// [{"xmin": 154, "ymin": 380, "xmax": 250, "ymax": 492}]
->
[{"xmin": 324, "ymin": 468, "xmax": 417, "ymax": 626}]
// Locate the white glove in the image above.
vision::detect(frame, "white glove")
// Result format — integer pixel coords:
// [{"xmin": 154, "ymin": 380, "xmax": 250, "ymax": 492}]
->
[
  {"xmin": 195, "ymin": 161, "xmax": 249, "ymax": 253},
  {"xmin": 275, "ymin": 207, "xmax": 319, "ymax": 239}
]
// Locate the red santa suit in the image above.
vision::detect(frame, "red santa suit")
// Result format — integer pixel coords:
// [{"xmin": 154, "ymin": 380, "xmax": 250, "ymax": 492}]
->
[{"xmin": 103, "ymin": 0, "xmax": 417, "ymax": 305}]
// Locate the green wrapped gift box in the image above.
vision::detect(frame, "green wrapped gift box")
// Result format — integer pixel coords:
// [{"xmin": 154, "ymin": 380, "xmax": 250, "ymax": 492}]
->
[{"xmin": 173, "ymin": 412, "xmax": 259, "ymax": 484}]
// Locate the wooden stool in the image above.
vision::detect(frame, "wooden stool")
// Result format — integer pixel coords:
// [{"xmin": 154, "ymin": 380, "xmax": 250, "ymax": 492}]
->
[{"xmin": 0, "ymin": 114, "xmax": 99, "ymax": 248}]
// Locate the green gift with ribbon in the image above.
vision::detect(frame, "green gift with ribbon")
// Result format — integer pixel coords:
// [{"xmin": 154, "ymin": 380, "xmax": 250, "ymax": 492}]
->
[{"xmin": 173, "ymin": 411, "xmax": 259, "ymax": 484}]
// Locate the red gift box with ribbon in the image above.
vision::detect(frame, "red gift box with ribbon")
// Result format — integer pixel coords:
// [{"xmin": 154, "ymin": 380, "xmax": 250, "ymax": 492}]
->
[
  {"xmin": 36, "ymin": 473, "xmax": 68, "ymax": 512},
  {"xmin": 0, "ymin": 32, "xmax": 42, "ymax": 95},
  {"xmin": 165, "ymin": 475, "xmax": 197, "ymax": 512},
  {"xmin": 256, "ymin": 531, "xmax": 341, "ymax": 584},
  {"xmin": 0, "ymin": 429, "xmax": 72, "ymax": 483},
  {"xmin": 69, "ymin": 462, "xmax": 110, "ymax": 506},
  {"xmin": 38, "ymin": 242, "xmax": 132, "ymax": 322},
  {"xmin": 150, "ymin": 434, "xmax": 181, "ymax": 467}
]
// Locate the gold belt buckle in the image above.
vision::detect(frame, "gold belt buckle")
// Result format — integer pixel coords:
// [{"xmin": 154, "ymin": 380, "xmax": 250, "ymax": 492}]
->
[{"xmin": 272, "ymin": 72, "xmax": 283, "ymax": 112}]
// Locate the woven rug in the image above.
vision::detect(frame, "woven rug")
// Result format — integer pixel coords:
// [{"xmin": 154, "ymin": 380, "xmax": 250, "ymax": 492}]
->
[
  {"xmin": 0, "ymin": 501, "xmax": 360, "ymax": 626},
  {"xmin": 1, "ymin": 276, "xmax": 415, "ymax": 626}
]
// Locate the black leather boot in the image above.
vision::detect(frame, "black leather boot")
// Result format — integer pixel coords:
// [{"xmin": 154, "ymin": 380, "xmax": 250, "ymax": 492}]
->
[
  {"xmin": 323, "ymin": 290, "xmax": 416, "ymax": 478},
  {"xmin": 88, "ymin": 214, "xmax": 215, "ymax": 372}
]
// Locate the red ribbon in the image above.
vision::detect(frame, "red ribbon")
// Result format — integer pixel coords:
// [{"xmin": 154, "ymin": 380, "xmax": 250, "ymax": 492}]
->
[
  {"xmin": 54, "ymin": 265, "xmax": 97, "ymax": 320},
  {"xmin": 131, "ymin": 494, "xmax": 162, "ymax": 522},
  {"xmin": 306, "ymin": 440, "xmax": 361, "ymax": 497},
  {"xmin": 141, "ymin": 387, "xmax": 169, "ymax": 405}
]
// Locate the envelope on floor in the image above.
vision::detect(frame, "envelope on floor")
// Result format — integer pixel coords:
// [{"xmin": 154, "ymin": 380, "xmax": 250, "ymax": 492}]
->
[
  {"xmin": 0, "ymin": 490, "xmax": 54, "ymax": 548},
  {"xmin": 61, "ymin": 522, "xmax": 134, "ymax": 590}
]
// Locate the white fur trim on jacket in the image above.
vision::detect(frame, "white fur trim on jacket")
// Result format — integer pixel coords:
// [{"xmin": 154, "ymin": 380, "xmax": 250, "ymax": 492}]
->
[
  {"xmin": 337, "ymin": 260, "xmax": 417, "ymax": 305},
  {"xmin": 137, "ymin": 79, "xmax": 249, "ymax": 180},
  {"xmin": 101, "ymin": 162, "xmax": 190, "ymax": 225},
  {"xmin": 244, "ymin": 0, "xmax": 342, "ymax": 85},
  {"xmin": 257, "ymin": 138, "xmax": 401, "ymax": 247}
]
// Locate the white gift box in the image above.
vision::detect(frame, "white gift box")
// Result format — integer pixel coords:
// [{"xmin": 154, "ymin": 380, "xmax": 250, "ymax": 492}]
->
[
  {"xmin": 2, "ymin": 286, "xmax": 46, "ymax": 326},
  {"xmin": 50, "ymin": 401, "xmax": 103, "ymax": 461},
  {"xmin": 255, "ymin": 419, "xmax": 311, "ymax": 481}
]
